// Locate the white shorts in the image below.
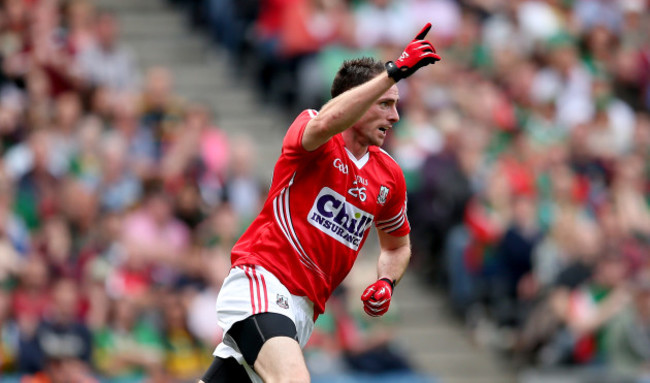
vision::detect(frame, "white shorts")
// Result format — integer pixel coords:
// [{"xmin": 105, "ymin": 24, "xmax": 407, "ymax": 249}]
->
[{"xmin": 213, "ymin": 265, "xmax": 315, "ymax": 382}]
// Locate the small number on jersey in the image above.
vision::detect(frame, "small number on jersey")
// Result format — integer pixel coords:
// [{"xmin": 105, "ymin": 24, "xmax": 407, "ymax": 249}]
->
[{"xmin": 348, "ymin": 185, "xmax": 367, "ymax": 202}]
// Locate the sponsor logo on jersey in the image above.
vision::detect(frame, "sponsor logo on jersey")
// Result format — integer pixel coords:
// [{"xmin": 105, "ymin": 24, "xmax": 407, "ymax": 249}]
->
[
  {"xmin": 276, "ymin": 294, "xmax": 289, "ymax": 309},
  {"xmin": 377, "ymin": 185, "xmax": 389, "ymax": 205},
  {"xmin": 308, "ymin": 187, "xmax": 374, "ymax": 250}
]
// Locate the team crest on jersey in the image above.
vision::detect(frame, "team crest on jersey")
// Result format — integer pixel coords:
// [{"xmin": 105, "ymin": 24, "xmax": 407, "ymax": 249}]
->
[
  {"xmin": 308, "ymin": 187, "xmax": 374, "ymax": 250},
  {"xmin": 276, "ymin": 294, "xmax": 289, "ymax": 309},
  {"xmin": 377, "ymin": 185, "xmax": 389, "ymax": 205}
]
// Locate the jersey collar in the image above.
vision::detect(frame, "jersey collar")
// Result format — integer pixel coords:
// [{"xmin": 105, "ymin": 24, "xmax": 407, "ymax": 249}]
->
[{"xmin": 344, "ymin": 147, "xmax": 369, "ymax": 169}]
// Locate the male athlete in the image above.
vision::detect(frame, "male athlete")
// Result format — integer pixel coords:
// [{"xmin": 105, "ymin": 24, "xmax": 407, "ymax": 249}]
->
[{"xmin": 200, "ymin": 23, "xmax": 440, "ymax": 383}]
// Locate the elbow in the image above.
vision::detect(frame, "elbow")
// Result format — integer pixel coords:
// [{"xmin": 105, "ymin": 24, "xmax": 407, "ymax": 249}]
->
[
  {"xmin": 308, "ymin": 116, "xmax": 331, "ymax": 137},
  {"xmin": 303, "ymin": 115, "xmax": 339, "ymax": 151},
  {"xmin": 313, "ymin": 110, "xmax": 346, "ymax": 132}
]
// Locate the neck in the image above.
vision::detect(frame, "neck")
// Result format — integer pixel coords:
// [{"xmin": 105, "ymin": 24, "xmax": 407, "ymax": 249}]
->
[{"xmin": 341, "ymin": 130, "xmax": 368, "ymax": 160}]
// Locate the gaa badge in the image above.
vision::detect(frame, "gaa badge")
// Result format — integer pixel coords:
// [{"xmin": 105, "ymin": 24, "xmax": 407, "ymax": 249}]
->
[
  {"xmin": 276, "ymin": 294, "xmax": 289, "ymax": 309},
  {"xmin": 377, "ymin": 185, "xmax": 389, "ymax": 205}
]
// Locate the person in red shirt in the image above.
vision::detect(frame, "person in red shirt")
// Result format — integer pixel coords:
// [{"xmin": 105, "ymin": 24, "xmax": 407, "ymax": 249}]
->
[{"xmin": 200, "ymin": 23, "xmax": 441, "ymax": 383}]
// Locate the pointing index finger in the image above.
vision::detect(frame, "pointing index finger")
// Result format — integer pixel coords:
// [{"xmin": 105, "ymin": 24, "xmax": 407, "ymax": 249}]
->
[{"xmin": 415, "ymin": 23, "xmax": 432, "ymax": 40}]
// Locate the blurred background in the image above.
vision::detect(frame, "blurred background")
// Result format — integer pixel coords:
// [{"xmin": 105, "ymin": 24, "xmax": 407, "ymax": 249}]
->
[{"xmin": 0, "ymin": 0, "xmax": 648, "ymax": 382}]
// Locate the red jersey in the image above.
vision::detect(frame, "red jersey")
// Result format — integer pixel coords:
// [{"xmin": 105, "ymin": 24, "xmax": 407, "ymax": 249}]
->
[{"xmin": 231, "ymin": 110, "xmax": 410, "ymax": 316}]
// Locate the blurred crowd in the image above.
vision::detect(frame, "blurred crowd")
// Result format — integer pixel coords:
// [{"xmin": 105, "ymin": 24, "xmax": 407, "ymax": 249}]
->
[
  {"xmin": 0, "ymin": 0, "xmax": 271, "ymax": 382},
  {"xmin": 184, "ymin": 0, "xmax": 650, "ymax": 380},
  {"xmin": 0, "ymin": 0, "xmax": 649, "ymax": 382},
  {"xmin": 0, "ymin": 0, "xmax": 425, "ymax": 382}
]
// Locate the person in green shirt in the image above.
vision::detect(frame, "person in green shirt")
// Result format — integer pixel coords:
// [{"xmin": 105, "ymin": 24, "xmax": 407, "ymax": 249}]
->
[
  {"xmin": 92, "ymin": 297, "xmax": 164, "ymax": 382},
  {"xmin": 604, "ymin": 278, "xmax": 650, "ymax": 378}
]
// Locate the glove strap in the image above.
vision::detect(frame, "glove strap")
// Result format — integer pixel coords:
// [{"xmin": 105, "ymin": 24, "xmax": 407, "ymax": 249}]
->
[
  {"xmin": 385, "ymin": 61, "xmax": 402, "ymax": 82},
  {"xmin": 379, "ymin": 278, "xmax": 395, "ymax": 291}
]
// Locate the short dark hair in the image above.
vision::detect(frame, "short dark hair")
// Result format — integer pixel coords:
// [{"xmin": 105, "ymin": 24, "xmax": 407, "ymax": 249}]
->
[{"xmin": 330, "ymin": 57, "xmax": 386, "ymax": 98}]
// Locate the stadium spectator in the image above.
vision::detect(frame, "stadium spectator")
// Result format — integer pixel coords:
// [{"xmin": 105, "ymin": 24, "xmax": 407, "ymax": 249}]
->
[
  {"xmin": 173, "ymin": 180, "xmax": 207, "ymax": 231},
  {"xmin": 62, "ymin": 0, "xmax": 97, "ymax": 56},
  {"xmin": 37, "ymin": 216, "xmax": 76, "ymax": 280},
  {"xmin": 108, "ymin": 91, "xmax": 157, "ymax": 180},
  {"xmin": 19, "ymin": 357, "xmax": 99, "ymax": 383},
  {"xmin": 221, "ymin": 134, "xmax": 264, "ymax": 226},
  {"xmin": 0, "ymin": 175, "xmax": 27, "ymax": 281},
  {"xmin": 277, "ymin": 0, "xmax": 353, "ymax": 110},
  {"xmin": 139, "ymin": 66, "xmax": 186, "ymax": 161},
  {"xmin": 76, "ymin": 10, "xmax": 139, "ymax": 92},
  {"xmin": 162, "ymin": 103, "xmax": 230, "ymax": 203},
  {"xmin": 0, "ymin": 289, "xmax": 19, "ymax": 373},
  {"xmin": 353, "ymin": 0, "xmax": 412, "ymax": 50},
  {"xmin": 92, "ymin": 297, "xmax": 164, "ymax": 380},
  {"xmin": 120, "ymin": 179, "xmax": 191, "ymax": 280},
  {"xmin": 186, "ymin": 246, "xmax": 230, "ymax": 347},
  {"xmin": 604, "ymin": 276, "xmax": 650, "ymax": 377},
  {"xmin": 12, "ymin": 256, "xmax": 51, "ymax": 330},
  {"xmin": 6, "ymin": 129, "xmax": 61, "ymax": 231},
  {"xmin": 160, "ymin": 290, "xmax": 210, "ymax": 381},
  {"xmin": 97, "ymin": 129, "xmax": 144, "ymax": 212},
  {"xmin": 17, "ymin": 278, "xmax": 92, "ymax": 374}
]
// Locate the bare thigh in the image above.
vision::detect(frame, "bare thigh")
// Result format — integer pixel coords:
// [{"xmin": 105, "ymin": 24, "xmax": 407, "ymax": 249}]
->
[{"xmin": 254, "ymin": 336, "xmax": 310, "ymax": 383}]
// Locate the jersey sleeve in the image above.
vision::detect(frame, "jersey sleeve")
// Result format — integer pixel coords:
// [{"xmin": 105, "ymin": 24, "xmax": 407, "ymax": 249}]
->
[
  {"xmin": 375, "ymin": 166, "xmax": 410, "ymax": 237},
  {"xmin": 282, "ymin": 109, "xmax": 331, "ymax": 159}
]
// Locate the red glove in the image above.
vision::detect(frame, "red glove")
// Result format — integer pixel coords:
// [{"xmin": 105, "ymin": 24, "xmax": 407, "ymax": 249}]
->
[
  {"xmin": 361, "ymin": 278, "xmax": 394, "ymax": 317},
  {"xmin": 386, "ymin": 23, "xmax": 441, "ymax": 82}
]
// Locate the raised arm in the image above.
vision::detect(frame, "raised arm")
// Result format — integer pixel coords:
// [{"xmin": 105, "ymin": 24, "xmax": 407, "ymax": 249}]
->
[
  {"xmin": 302, "ymin": 72, "xmax": 395, "ymax": 151},
  {"xmin": 302, "ymin": 23, "xmax": 441, "ymax": 152}
]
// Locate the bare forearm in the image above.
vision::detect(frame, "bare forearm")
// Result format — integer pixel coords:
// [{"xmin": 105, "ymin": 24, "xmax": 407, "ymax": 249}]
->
[
  {"xmin": 319, "ymin": 71, "xmax": 394, "ymax": 131},
  {"xmin": 303, "ymin": 72, "xmax": 395, "ymax": 150},
  {"xmin": 362, "ymin": 233, "xmax": 411, "ymax": 317},
  {"xmin": 376, "ymin": 243, "xmax": 411, "ymax": 286}
]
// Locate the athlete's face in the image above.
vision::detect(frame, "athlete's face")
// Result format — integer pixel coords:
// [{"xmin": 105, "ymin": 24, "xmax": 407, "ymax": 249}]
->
[{"xmin": 352, "ymin": 84, "xmax": 400, "ymax": 148}]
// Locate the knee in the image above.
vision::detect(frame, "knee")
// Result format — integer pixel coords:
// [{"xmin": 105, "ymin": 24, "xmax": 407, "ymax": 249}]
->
[
  {"xmin": 287, "ymin": 368, "xmax": 310, "ymax": 383},
  {"xmin": 271, "ymin": 377, "xmax": 310, "ymax": 383},
  {"xmin": 264, "ymin": 372, "xmax": 309, "ymax": 383},
  {"xmin": 259, "ymin": 360, "xmax": 309, "ymax": 383}
]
